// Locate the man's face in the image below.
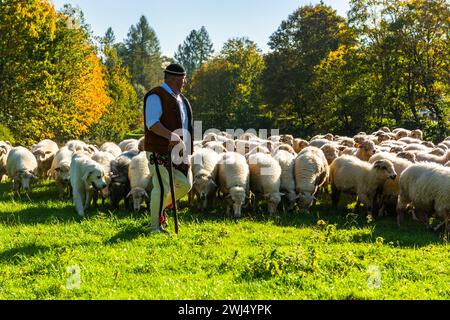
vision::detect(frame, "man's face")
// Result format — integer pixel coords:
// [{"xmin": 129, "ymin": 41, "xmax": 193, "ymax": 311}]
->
[
  {"xmin": 175, "ymin": 75, "xmax": 186, "ymax": 92},
  {"xmin": 168, "ymin": 75, "xmax": 186, "ymax": 94}
]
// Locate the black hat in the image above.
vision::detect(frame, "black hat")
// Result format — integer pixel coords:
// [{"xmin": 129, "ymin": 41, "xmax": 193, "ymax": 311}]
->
[{"xmin": 164, "ymin": 63, "xmax": 186, "ymax": 76}]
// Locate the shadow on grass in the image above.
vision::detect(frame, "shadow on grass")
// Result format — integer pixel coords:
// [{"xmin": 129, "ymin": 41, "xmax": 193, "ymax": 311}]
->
[
  {"xmin": 0, "ymin": 243, "xmax": 52, "ymax": 264},
  {"xmin": 106, "ymin": 224, "xmax": 151, "ymax": 245},
  {"xmin": 179, "ymin": 196, "xmax": 442, "ymax": 248},
  {"xmin": 0, "ymin": 182, "xmax": 443, "ymax": 247}
]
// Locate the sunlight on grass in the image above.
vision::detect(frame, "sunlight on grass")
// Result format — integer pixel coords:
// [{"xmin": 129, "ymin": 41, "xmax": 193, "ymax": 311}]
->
[{"xmin": 0, "ymin": 180, "xmax": 449, "ymax": 300}]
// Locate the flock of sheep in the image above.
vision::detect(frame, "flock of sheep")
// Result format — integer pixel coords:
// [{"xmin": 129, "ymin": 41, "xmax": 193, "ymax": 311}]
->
[{"xmin": 0, "ymin": 126, "xmax": 449, "ymax": 233}]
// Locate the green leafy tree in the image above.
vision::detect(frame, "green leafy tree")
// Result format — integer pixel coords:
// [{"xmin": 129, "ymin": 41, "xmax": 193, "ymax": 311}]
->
[
  {"xmin": 174, "ymin": 26, "xmax": 214, "ymax": 77},
  {"xmin": 262, "ymin": 3, "xmax": 350, "ymax": 137},
  {"xmin": 188, "ymin": 38, "xmax": 266, "ymax": 131},
  {"xmin": 348, "ymin": 0, "xmax": 450, "ymax": 140},
  {"xmin": 119, "ymin": 15, "xmax": 163, "ymax": 92}
]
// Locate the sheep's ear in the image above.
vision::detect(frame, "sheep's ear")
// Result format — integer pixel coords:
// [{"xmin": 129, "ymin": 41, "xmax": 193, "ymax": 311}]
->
[
  {"xmin": 126, "ymin": 191, "xmax": 133, "ymax": 198},
  {"xmin": 0, "ymin": 145, "xmax": 6, "ymax": 154},
  {"xmin": 373, "ymin": 161, "xmax": 386, "ymax": 170},
  {"xmin": 355, "ymin": 143, "xmax": 360, "ymax": 148},
  {"xmin": 5, "ymin": 141, "xmax": 11, "ymax": 146},
  {"xmin": 143, "ymin": 190, "xmax": 150, "ymax": 199}
]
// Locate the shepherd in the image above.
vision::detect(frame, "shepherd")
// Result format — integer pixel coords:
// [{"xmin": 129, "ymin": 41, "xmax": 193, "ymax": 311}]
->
[{"xmin": 143, "ymin": 63, "xmax": 194, "ymax": 234}]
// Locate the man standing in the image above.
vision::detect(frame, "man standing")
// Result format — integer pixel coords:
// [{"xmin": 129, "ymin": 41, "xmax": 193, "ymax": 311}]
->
[{"xmin": 143, "ymin": 63, "xmax": 194, "ymax": 233}]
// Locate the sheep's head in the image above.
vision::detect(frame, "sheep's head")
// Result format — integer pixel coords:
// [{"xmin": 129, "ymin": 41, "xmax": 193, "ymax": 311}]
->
[
  {"xmin": 16, "ymin": 170, "xmax": 38, "ymax": 190},
  {"xmin": 409, "ymin": 129, "xmax": 423, "ymax": 140},
  {"xmin": 359, "ymin": 141, "xmax": 376, "ymax": 156},
  {"xmin": 297, "ymin": 191, "xmax": 316, "ymax": 209},
  {"xmin": 55, "ymin": 162, "xmax": 71, "ymax": 182},
  {"xmin": 263, "ymin": 192, "xmax": 284, "ymax": 215},
  {"xmin": 397, "ymin": 151, "xmax": 416, "ymax": 163},
  {"xmin": 284, "ymin": 190, "xmax": 298, "ymax": 211},
  {"xmin": 127, "ymin": 187, "xmax": 149, "ymax": 211},
  {"xmin": 33, "ymin": 149, "xmax": 54, "ymax": 164},
  {"xmin": 373, "ymin": 159, "xmax": 397, "ymax": 180},
  {"xmin": 321, "ymin": 144, "xmax": 338, "ymax": 165},
  {"xmin": 227, "ymin": 186, "xmax": 246, "ymax": 218},
  {"xmin": 193, "ymin": 172, "xmax": 217, "ymax": 201}
]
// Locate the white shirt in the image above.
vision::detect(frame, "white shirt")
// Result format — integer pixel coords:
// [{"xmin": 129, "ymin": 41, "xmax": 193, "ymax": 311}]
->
[{"xmin": 145, "ymin": 83, "xmax": 189, "ymax": 133}]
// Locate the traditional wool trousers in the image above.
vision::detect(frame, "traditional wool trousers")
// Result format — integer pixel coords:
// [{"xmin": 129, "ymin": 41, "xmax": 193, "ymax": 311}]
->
[{"xmin": 146, "ymin": 152, "xmax": 193, "ymax": 231}]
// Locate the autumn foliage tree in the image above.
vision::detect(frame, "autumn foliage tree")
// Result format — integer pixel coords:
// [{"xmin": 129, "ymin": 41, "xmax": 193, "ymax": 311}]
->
[
  {"xmin": 0, "ymin": 0, "xmax": 109, "ymax": 145},
  {"xmin": 88, "ymin": 28, "xmax": 140, "ymax": 143}
]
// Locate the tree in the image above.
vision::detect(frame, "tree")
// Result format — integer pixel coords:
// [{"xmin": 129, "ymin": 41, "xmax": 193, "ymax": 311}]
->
[
  {"xmin": 348, "ymin": 0, "xmax": 450, "ymax": 140},
  {"xmin": 119, "ymin": 15, "xmax": 163, "ymax": 92},
  {"xmin": 174, "ymin": 26, "xmax": 214, "ymax": 77},
  {"xmin": 262, "ymin": 3, "xmax": 351, "ymax": 137},
  {"xmin": 89, "ymin": 28, "xmax": 140, "ymax": 143},
  {"xmin": 0, "ymin": 0, "xmax": 110, "ymax": 145},
  {"xmin": 188, "ymin": 38, "xmax": 266, "ymax": 131}
]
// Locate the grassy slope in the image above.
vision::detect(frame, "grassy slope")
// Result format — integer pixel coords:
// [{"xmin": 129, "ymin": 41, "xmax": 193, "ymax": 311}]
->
[{"xmin": 0, "ymin": 180, "xmax": 448, "ymax": 300}]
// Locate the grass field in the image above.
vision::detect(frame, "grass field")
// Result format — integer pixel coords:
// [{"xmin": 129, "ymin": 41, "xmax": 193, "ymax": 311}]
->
[{"xmin": 0, "ymin": 179, "xmax": 448, "ymax": 300}]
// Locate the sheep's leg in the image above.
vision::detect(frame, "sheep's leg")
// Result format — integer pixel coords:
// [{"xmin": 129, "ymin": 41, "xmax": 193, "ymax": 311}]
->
[
  {"xmin": 358, "ymin": 193, "xmax": 373, "ymax": 218},
  {"xmin": 396, "ymin": 203, "xmax": 407, "ymax": 228},
  {"xmin": 56, "ymin": 180, "xmax": 65, "ymax": 200},
  {"xmin": 353, "ymin": 198, "xmax": 361, "ymax": 214},
  {"xmin": 331, "ymin": 185, "xmax": 340, "ymax": 211}
]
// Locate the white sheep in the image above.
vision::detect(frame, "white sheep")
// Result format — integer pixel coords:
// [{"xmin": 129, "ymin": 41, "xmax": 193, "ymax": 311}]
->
[
  {"xmin": 190, "ymin": 148, "xmax": 221, "ymax": 211},
  {"xmin": 100, "ymin": 142, "xmax": 122, "ymax": 158},
  {"xmin": 397, "ymin": 163, "xmax": 450, "ymax": 232},
  {"xmin": 403, "ymin": 144, "xmax": 430, "ymax": 152},
  {"xmin": 398, "ymin": 137, "xmax": 422, "ymax": 145},
  {"xmin": 91, "ymin": 151, "xmax": 115, "ymax": 207},
  {"xmin": 368, "ymin": 152, "xmax": 412, "ymax": 216},
  {"xmin": 31, "ymin": 139, "xmax": 59, "ymax": 179},
  {"xmin": 294, "ymin": 147, "xmax": 329, "ymax": 209},
  {"xmin": 340, "ymin": 140, "xmax": 377, "ymax": 161},
  {"xmin": 271, "ymin": 143, "xmax": 296, "ymax": 156},
  {"xmin": 320, "ymin": 143, "xmax": 339, "ymax": 165},
  {"xmin": 127, "ymin": 151, "xmax": 152, "ymax": 211},
  {"xmin": 415, "ymin": 150, "xmax": 450, "ymax": 165},
  {"xmin": 279, "ymin": 134, "xmax": 295, "ymax": 146},
  {"xmin": 0, "ymin": 141, "xmax": 12, "ymax": 181},
  {"xmin": 203, "ymin": 141, "xmax": 229, "ymax": 154},
  {"xmin": 335, "ymin": 137, "xmax": 355, "ymax": 148},
  {"xmin": 49, "ymin": 146, "xmax": 73, "ymax": 199},
  {"xmin": 66, "ymin": 140, "xmax": 92, "ymax": 154},
  {"xmin": 393, "ymin": 128, "xmax": 410, "ymax": 140},
  {"xmin": 273, "ymin": 150, "xmax": 297, "ymax": 211},
  {"xmin": 408, "ymin": 129, "xmax": 423, "ymax": 140},
  {"xmin": 293, "ymin": 138, "xmax": 309, "ymax": 153},
  {"xmin": 118, "ymin": 139, "xmax": 139, "ymax": 152},
  {"xmin": 329, "ymin": 155, "xmax": 397, "ymax": 217},
  {"xmin": 6, "ymin": 146, "xmax": 38, "ymax": 200},
  {"xmin": 247, "ymin": 145, "xmax": 271, "ymax": 156},
  {"xmin": 309, "ymin": 138, "xmax": 331, "ymax": 149},
  {"xmin": 247, "ymin": 153, "xmax": 283, "ymax": 216},
  {"xmin": 216, "ymin": 152, "xmax": 250, "ymax": 218}
]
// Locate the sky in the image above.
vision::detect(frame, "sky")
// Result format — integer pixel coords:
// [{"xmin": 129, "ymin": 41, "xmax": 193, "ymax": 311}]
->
[{"xmin": 51, "ymin": 0, "xmax": 350, "ymax": 57}]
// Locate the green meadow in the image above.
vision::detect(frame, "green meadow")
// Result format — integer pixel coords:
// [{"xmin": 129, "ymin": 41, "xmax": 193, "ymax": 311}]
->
[{"xmin": 0, "ymin": 180, "xmax": 448, "ymax": 300}]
